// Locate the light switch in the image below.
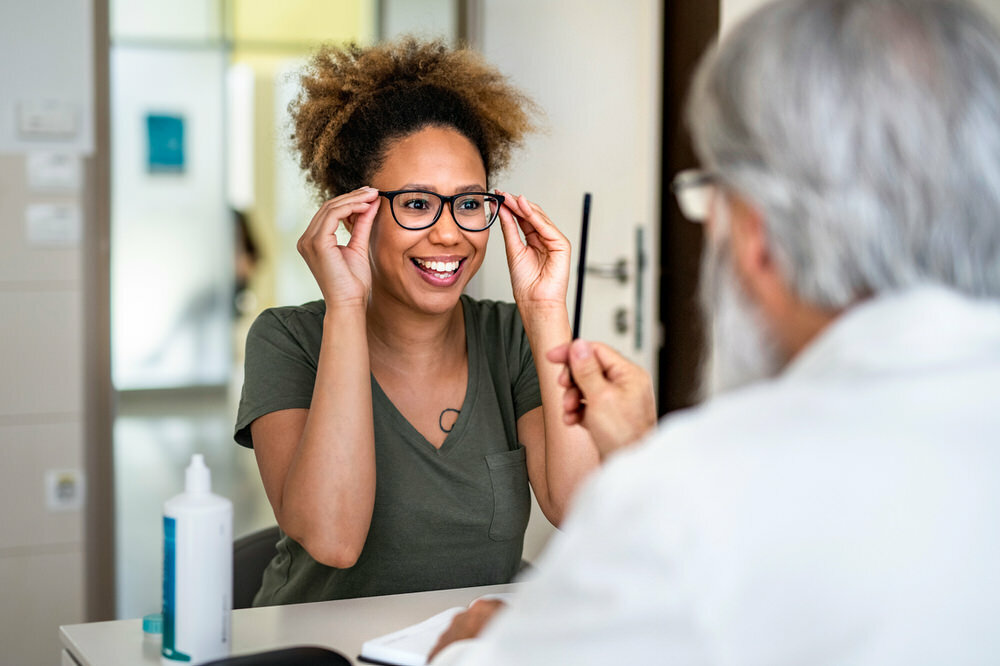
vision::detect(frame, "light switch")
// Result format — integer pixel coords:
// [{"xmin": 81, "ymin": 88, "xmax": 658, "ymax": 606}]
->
[
  {"xmin": 27, "ymin": 152, "xmax": 82, "ymax": 191},
  {"xmin": 26, "ymin": 203, "xmax": 82, "ymax": 246},
  {"xmin": 18, "ymin": 100, "xmax": 79, "ymax": 139}
]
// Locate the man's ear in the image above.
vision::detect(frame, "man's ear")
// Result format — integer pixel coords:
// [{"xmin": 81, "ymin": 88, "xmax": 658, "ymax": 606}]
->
[
  {"xmin": 728, "ymin": 196, "xmax": 839, "ymax": 358},
  {"xmin": 729, "ymin": 196, "xmax": 791, "ymax": 320}
]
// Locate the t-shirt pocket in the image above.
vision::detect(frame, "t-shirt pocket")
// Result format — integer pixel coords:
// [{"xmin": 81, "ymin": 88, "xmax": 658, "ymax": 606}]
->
[{"xmin": 485, "ymin": 446, "xmax": 531, "ymax": 542}]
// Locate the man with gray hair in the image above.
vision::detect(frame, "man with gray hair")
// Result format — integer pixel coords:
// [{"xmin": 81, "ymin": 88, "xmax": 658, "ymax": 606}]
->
[{"xmin": 430, "ymin": 0, "xmax": 1000, "ymax": 663}]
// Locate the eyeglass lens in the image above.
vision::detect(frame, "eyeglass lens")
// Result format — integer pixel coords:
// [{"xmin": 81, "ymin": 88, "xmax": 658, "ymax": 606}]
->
[
  {"xmin": 392, "ymin": 191, "xmax": 501, "ymax": 230},
  {"xmin": 672, "ymin": 170, "xmax": 715, "ymax": 222}
]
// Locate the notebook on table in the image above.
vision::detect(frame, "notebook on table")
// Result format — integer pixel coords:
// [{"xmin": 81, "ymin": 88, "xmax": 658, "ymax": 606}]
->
[{"xmin": 357, "ymin": 593, "xmax": 513, "ymax": 666}]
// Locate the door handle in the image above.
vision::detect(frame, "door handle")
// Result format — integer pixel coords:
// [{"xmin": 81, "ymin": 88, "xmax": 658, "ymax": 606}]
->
[
  {"xmin": 583, "ymin": 227, "xmax": 646, "ymax": 351},
  {"xmin": 585, "ymin": 258, "xmax": 629, "ymax": 284},
  {"xmin": 634, "ymin": 226, "xmax": 646, "ymax": 351}
]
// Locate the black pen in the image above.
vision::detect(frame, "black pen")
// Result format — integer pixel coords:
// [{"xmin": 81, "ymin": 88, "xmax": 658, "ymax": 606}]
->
[{"xmin": 572, "ymin": 193, "xmax": 592, "ymax": 340}]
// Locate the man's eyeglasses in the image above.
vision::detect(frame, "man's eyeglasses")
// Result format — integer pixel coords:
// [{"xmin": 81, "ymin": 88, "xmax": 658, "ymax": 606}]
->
[
  {"xmin": 671, "ymin": 169, "xmax": 719, "ymax": 222},
  {"xmin": 378, "ymin": 189, "xmax": 505, "ymax": 231}
]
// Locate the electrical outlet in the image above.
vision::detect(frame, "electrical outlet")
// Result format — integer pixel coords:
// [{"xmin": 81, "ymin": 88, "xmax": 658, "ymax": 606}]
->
[{"xmin": 45, "ymin": 469, "xmax": 85, "ymax": 511}]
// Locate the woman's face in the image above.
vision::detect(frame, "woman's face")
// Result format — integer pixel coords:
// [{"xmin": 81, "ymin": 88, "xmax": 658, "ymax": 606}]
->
[{"xmin": 367, "ymin": 125, "xmax": 491, "ymax": 316}]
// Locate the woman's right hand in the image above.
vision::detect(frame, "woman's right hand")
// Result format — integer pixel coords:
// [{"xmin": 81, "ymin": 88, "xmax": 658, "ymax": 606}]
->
[{"xmin": 296, "ymin": 186, "xmax": 381, "ymax": 309}]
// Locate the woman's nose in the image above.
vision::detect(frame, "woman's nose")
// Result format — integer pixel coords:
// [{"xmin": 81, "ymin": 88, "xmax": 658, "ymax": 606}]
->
[{"xmin": 428, "ymin": 204, "xmax": 463, "ymax": 244}]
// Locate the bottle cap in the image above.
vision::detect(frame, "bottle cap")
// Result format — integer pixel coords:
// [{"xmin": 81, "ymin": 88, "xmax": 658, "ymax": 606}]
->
[
  {"xmin": 142, "ymin": 613, "xmax": 163, "ymax": 635},
  {"xmin": 185, "ymin": 453, "xmax": 211, "ymax": 494}
]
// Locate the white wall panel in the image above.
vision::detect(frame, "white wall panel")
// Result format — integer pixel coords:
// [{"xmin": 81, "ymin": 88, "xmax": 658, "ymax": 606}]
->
[
  {"xmin": 0, "ymin": 290, "xmax": 83, "ymax": 418},
  {"xmin": 0, "ymin": 550, "xmax": 84, "ymax": 666},
  {"xmin": 0, "ymin": 422, "xmax": 84, "ymax": 551}
]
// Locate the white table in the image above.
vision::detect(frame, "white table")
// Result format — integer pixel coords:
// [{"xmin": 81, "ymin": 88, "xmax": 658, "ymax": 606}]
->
[{"xmin": 60, "ymin": 583, "xmax": 518, "ymax": 666}]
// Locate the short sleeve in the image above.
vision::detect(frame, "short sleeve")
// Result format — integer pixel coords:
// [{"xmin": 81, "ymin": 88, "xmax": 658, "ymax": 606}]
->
[{"xmin": 234, "ymin": 305, "xmax": 324, "ymax": 448}]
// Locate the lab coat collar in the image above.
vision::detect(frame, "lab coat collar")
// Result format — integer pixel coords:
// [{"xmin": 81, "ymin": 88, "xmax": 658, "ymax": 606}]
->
[{"xmin": 781, "ymin": 286, "xmax": 1000, "ymax": 382}]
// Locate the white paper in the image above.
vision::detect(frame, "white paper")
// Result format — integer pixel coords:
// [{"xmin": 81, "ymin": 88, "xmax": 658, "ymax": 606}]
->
[
  {"xmin": 360, "ymin": 606, "xmax": 464, "ymax": 666},
  {"xmin": 359, "ymin": 593, "xmax": 514, "ymax": 666}
]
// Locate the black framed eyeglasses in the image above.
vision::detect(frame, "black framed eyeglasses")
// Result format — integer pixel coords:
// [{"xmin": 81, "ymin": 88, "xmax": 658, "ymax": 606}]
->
[
  {"xmin": 378, "ymin": 189, "xmax": 505, "ymax": 231},
  {"xmin": 671, "ymin": 169, "xmax": 719, "ymax": 222}
]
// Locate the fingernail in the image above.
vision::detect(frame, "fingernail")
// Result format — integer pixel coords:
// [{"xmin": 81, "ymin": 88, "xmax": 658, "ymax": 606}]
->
[{"xmin": 571, "ymin": 340, "xmax": 591, "ymax": 359}]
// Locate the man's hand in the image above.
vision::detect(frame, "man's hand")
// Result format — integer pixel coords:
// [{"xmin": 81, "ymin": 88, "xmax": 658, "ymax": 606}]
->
[
  {"xmin": 428, "ymin": 599, "xmax": 505, "ymax": 662},
  {"xmin": 547, "ymin": 339, "xmax": 657, "ymax": 459}
]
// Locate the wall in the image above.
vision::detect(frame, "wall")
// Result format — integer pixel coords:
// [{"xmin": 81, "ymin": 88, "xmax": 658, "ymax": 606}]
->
[{"xmin": 0, "ymin": 0, "xmax": 94, "ymax": 663}]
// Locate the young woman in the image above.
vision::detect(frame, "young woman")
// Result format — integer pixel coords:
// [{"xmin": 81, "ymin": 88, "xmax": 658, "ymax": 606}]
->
[{"xmin": 234, "ymin": 38, "xmax": 598, "ymax": 605}]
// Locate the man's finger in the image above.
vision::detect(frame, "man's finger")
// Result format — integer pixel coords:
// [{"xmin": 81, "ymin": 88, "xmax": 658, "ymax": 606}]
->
[
  {"xmin": 557, "ymin": 365, "xmax": 573, "ymax": 389},
  {"xmin": 563, "ymin": 386, "xmax": 582, "ymax": 414},
  {"xmin": 546, "ymin": 342, "xmax": 571, "ymax": 364},
  {"xmin": 566, "ymin": 339, "xmax": 610, "ymax": 396}
]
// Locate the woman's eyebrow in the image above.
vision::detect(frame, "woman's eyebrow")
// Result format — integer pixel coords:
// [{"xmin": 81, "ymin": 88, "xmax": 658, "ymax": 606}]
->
[{"xmin": 399, "ymin": 183, "xmax": 488, "ymax": 193}]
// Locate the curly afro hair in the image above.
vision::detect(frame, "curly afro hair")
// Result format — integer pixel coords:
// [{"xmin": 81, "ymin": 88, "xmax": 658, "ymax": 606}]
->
[{"xmin": 290, "ymin": 37, "xmax": 540, "ymax": 200}]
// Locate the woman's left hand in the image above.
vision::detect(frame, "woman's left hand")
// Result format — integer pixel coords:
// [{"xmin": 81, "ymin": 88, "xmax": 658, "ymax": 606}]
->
[{"xmin": 497, "ymin": 191, "xmax": 571, "ymax": 313}]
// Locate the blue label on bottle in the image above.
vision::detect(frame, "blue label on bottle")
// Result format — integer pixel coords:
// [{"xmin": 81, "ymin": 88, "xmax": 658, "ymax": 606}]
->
[{"xmin": 162, "ymin": 516, "xmax": 191, "ymax": 662}]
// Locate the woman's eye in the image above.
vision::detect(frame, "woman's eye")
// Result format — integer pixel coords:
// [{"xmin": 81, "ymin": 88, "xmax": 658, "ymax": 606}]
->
[
  {"xmin": 457, "ymin": 197, "xmax": 482, "ymax": 211},
  {"xmin": 402, "ymin": 198, "xmax": 431, "ymax": 210}
]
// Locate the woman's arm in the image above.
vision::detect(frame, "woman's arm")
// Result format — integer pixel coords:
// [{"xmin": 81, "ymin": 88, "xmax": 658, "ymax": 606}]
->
[
  {"xmin": 250, "ymin": 188, "xmax": 381, "ymax": 568},
  {"xmin": 498, "ymin": 192, "xmax": 600, "ymax": 526}
]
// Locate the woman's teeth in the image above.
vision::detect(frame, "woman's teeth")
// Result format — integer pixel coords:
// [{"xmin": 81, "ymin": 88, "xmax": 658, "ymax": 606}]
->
[{"xmin": 414, "ymin": 258, "xmax": 460, "ymax": 276}]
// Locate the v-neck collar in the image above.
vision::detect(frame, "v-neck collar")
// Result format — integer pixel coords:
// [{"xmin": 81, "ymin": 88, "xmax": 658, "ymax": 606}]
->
[{"xmin": 370, "ymin": 296, "xmax": 481, "ymax": 456}]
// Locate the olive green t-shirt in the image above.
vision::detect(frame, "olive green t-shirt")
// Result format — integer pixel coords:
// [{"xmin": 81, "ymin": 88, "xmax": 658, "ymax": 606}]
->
[{"xmin": 234, "ymin": 295, "xmax": 542, "ymax": 605}]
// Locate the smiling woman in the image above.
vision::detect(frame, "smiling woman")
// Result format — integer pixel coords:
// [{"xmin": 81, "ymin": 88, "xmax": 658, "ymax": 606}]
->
[{"xmin": 232, "ymin": 38, "xmax": 600, "ymax": 606}]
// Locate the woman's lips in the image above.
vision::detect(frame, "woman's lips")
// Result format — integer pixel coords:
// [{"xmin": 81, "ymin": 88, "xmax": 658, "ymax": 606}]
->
[{"xmin": 411, "ymin": 257, "xmax": 465, "ymax": 286}]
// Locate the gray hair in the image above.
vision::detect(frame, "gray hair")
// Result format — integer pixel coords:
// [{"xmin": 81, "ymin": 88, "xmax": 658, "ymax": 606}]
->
[{"xmin": 687, "ymin": 0, "xmax": 1000, "ymax": 307}]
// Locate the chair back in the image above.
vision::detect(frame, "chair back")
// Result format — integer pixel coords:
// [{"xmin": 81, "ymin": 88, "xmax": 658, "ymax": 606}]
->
[{"xmin": 232, "ymin": 525, "xmax": 281, "ymax": 609}]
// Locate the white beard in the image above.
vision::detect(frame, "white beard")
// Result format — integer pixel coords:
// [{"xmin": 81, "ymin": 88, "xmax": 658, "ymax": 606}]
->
[{"xmin": 697, "ymin": 207, "xmax": 785, "ymax": 401}]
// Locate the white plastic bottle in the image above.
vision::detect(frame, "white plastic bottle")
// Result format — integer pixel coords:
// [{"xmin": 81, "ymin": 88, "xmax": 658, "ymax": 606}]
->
[{"xmin": 162, "ymin": 454, "xmax": 233, "ymax": 665}]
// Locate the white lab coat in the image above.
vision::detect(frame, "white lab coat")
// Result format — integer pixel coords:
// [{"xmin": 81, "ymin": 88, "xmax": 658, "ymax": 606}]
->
[{"xmin": 435, "ymin": 287, "xmax": 1000, "ymax": 665}]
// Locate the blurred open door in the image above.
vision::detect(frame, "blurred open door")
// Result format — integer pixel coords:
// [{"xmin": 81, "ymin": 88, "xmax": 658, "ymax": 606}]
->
[
  {"xmin": 470, "ymin": 0, "xmax": 661, "ymax": 381},
  {"xmin": 468, "ymin": 0, "xmax": 662, "ymax": 559}
]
